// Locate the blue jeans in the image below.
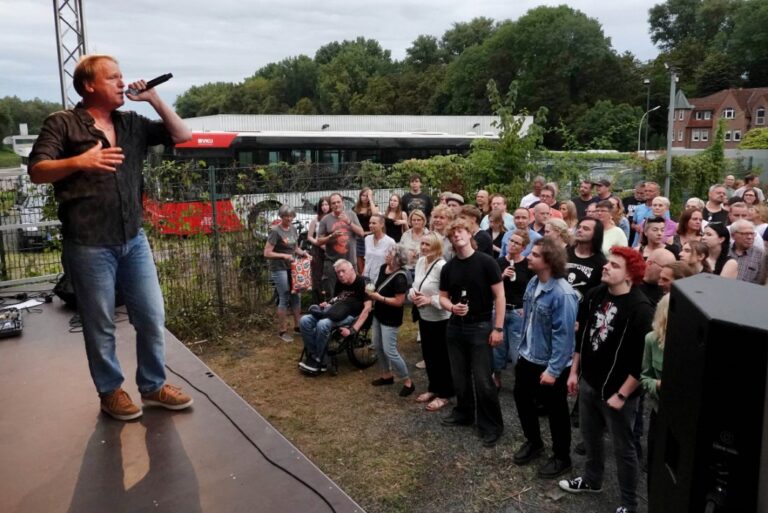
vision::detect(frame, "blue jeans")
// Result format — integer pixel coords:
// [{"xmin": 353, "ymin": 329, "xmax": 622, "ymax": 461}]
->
[
  {"xmin": 270, "ymin": 269, "xmax": 300, "ymax": 311},
  {"xmin": 579, "ymin": 379, "xmax": 640, "ymax": 510},
  {"xmin": 372, "ymin": 318, "xmax": 408, "ymax": 379},
  {"xmin": 446, "ymin": 320, "xmax": 503, "ymax": 437},
  {"xmin": 493, "ymin": 308, "xmax": 523, "ymax": 371},
  {"xmin": 64, "ymin": 230, "xmax": 166, "ymax": 396},
  {"xmin": 299, "ymin": 313, "xmax": 355, "ymax": 362}
]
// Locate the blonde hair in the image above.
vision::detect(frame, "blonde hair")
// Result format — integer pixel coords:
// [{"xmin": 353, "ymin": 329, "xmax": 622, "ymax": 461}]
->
[
  {"xmin": 73, "ymin": 54, "xmax": 118, "ymax": 96},
  {"xmin": 546, "ymin": 218, "xmax": 573, "ymax": 245},
  {"xmin": 420, "ymin": 232, "xmax": 444, "ymax": 262},
  {"xmin": 652, "ymin": 293, "xmax": 670, "ymax": 349}
]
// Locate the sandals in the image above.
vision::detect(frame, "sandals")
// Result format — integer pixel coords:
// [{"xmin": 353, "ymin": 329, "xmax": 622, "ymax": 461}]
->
[
  {"xmin": 426, "ymin": 397, "xmax": 450, "ymax": 412},
  {"xmin": 416, "ymin": 392, "xmax": 436, "ymax": 403}
]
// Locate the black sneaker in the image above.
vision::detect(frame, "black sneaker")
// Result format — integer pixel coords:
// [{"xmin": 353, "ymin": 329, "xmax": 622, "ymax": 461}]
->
[
  {"xmin": 537, "ymin": 456, "xmax": 572, "ymax": 479},
  {"xmin": 513, "ymin": 441, "xmax": 544, "ymax": 465},
  {"xmin": 298, "ymin": 357, "xmax": 321, "ymax": 375},
  {"xmin": 558, "ymin": 476, "xmax": 602, "ymax": 494}
]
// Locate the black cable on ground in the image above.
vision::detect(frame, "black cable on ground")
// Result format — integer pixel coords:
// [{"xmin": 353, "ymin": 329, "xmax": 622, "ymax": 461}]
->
[{"xmin": 164, "ymin": 363, "xmax": 339, "ymax": 513}]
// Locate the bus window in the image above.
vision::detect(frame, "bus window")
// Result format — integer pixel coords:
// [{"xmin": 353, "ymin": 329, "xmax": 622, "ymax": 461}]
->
[
  {"xmin": 291, "ymin": 149, "xmax": 312, "ymax": 163},
  {"xmin": 238, "ymin": 151, "xmax": 254, "ymax": 166}
]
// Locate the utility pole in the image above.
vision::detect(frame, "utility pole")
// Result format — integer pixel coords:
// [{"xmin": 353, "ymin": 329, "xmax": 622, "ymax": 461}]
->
[
  {"xmin": 643, "ymin": 78, "xmax": 651, "ymax": 159},
  {"xmin": 664, "ymin": 67, "xmax": 677, "ymax": 198},
  {"xmin": 53, "ymin": 0, "xmax": 87, "ymax": 109}
]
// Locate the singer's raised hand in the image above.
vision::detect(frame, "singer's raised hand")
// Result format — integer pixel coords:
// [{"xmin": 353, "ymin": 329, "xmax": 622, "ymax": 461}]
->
[
  {"xmin": 79, "ymin": 141, "xmax": 124, "ymax": 173},
  {"xmin": 126, "ymin": 80, "xmax": 159, "ymax": 102}
]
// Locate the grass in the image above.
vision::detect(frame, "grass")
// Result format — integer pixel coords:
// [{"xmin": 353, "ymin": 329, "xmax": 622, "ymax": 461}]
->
[
  {"xmin": 192, "ymin": 314, "xmax": 641, "ymax": 513},
  {"xmin": 0, "ymin": 147, "xmax": 21, "ymax": 168}
]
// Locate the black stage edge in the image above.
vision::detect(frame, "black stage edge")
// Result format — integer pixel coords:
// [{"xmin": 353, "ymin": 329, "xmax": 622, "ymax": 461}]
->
[{"xmin": 0, "ymin": 301, "xmax": 365, "ymax": 513}]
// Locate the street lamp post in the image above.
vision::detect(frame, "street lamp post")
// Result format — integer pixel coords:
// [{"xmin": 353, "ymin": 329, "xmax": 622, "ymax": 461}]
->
[
  {"xmin": 643, "ymin": 78, "xmax": 651, "ymax": 158},
  {"xmin": 637, "ymin": 105, "xmax": 661, "ymax": 155},
  {"xmin": 664, "ymin": 67, "xmax": 678, "ymax": 198}
]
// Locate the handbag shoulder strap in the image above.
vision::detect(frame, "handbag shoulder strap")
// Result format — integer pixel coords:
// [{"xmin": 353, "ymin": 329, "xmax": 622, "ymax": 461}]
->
[
  {"xmin": 416, "ymin": 258, "xmax": 441, "ymax": 291},
  {"xmin": 376, "ymin": 269, "xmax": 407, "ymax": 294}
]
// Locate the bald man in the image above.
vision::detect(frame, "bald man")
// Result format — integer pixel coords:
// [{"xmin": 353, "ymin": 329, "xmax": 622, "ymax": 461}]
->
[{"xmin": 637, "ymin": 248, "xmax": 676, "ymax": 306}]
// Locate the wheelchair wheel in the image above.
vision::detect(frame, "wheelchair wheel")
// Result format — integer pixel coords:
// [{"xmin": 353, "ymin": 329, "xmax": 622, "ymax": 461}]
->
[{"xmin": 346, "ymin": 328, "xmax": 377, "ymax": 369}]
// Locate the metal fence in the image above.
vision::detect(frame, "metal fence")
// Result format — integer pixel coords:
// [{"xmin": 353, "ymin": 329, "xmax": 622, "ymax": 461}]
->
[{"xmin": 0, "ymin": 159, "xmax": 641, "ymax": 339}]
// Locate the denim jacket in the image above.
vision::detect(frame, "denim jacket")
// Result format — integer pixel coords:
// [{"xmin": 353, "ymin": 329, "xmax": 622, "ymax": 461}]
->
[{"xmin": 518, "ymin": 276, "xmax": 578, "ymax": 378}]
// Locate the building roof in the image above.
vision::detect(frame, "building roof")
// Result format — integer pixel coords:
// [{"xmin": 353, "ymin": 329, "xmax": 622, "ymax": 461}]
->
[
  {"xmin": 181, "ymin": 114, "xmax": 516, "ymax": 136},
  {"xmin": 688, "ymin": 87, "xmax": 768, "ymax": 113},
  {"xmin": 675, "ymin": 90, "xmax": 694, "ymax": 110}
]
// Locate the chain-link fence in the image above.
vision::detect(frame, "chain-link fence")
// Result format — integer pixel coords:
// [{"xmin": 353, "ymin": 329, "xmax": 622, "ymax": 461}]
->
[
  {"xmin": 0, "ymin": 158, "xmax": 642, "ymax": 339},
  {"xmin": 0, "ymin": 177, "xmax": 61, "ymax": 284}
]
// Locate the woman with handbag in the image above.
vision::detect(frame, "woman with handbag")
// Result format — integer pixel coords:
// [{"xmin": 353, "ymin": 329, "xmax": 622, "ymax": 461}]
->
[
  {"xmin": 367, "ymin": 244, "xmax": 414, "ymax": 397},
  {"xmin": 408, "ymin": 232, "xmax": 453, "ymax": 411},
  {"xmin": 264, "ymin": 205, "xmax": 310, "ymax": 342}
]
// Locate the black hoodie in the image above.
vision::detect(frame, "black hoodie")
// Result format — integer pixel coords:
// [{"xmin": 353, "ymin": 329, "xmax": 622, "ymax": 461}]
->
[{"xmin": 575, "ymin": 284, "xmax": 654, "ymax": 400}]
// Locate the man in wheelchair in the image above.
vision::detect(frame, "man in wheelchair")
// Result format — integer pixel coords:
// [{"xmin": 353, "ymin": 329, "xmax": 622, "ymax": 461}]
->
[{"xmin": 298, "ymin": 259, "xmax": 372, "ymax": 375}]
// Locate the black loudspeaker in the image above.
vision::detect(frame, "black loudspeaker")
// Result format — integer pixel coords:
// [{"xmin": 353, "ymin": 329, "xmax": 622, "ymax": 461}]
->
[{"xmin": 650, "ymin": 273, "xmax": 768, "ymax": 513}]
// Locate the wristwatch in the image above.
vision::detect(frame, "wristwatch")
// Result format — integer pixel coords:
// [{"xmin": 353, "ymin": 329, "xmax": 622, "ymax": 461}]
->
[
  {"xmin": 616, "ymin": 392, "xmax": 627, "ymax": 401},
  {"xmin": 493, "ymin": 327, "xmax": 503, "ymax": 333}
]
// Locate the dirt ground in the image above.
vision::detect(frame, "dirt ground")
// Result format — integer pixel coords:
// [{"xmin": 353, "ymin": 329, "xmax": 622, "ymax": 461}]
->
[{"xmin": 195, "ymin": 312, "xmax": 649, "ymax": 513}]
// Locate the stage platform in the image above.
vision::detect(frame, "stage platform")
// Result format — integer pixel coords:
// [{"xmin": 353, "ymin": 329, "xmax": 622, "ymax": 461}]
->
[{"xmin": 0, "ymin": 301, "xmax": 364, "ymax": 513}]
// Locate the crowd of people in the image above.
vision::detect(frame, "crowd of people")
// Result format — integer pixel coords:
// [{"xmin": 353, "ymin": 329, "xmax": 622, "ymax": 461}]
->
[{"xmin": 263, "ymin": 172, "xmax": 768, "ymax": 513}]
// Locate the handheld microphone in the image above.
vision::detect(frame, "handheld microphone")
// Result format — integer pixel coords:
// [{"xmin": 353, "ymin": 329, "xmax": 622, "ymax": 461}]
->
[{"xmin": 125, "ymin": 73, "xmax": 173, "ymax": 95}]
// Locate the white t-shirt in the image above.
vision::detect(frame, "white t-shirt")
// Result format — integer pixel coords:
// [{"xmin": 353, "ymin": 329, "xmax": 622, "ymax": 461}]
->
[
  {"xmin": 602, "ymin": 225, "xmax": 629, "ymax": 257},
  {"xmin": 520, "ymin": 192, "xmax": 540, "ymax": 209},
  {"xmin": 363, "ymin": 234, "xmax": 396, "ymax": 284}
]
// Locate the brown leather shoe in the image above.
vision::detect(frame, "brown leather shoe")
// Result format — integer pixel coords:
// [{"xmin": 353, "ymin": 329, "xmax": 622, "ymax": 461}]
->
[
  {"xmin": 100, "ymin": 388, "xmax": 143, "ymax": 421},
  {"xmin": 141, "ymin": 384, "xmax": 193, "ymax": 410}
]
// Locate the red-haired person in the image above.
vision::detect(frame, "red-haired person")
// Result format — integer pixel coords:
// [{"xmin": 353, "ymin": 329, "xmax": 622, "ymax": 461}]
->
[{"xmin": 560, "ymin": 247, "xmax": 654, "ymax": 513}]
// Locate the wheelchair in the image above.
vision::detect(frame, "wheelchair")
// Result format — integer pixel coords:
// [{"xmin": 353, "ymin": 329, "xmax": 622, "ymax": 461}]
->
[{"xmin": 300, "ymin": 314, "xmax": 377, "ymax": 375}]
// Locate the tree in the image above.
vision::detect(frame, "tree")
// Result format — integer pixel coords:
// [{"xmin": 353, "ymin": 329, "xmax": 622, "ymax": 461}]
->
[
  {"xmin": 174, "ymin": 82, "xmax": 238, "ymax": 117},
  {"xmin": 694, "ymin": 51, "xmax": 741, "ymax": 95},
  {"xmin": 740, "ymin": 127, "xmax": 768, "ymax": 149},
  {"xmin": 349, "ymin": 76, "xmax": 396, "ymax": 114},
  {"xmin": 439, "ymin": 17, "xmax": 497, "ymax": 61},
  {"xmin": 253, "ymin": 55, "xmax": 319, "ymax": 108},
  {"xmin": 728, "ymin": 0, "xmax": 768, "ymax": 86},
  {"xmin": 567, "ymin": 100, "xmax": 644, "ymax": 151},
  {"xmin": 404, "ymin": 35, "xmax": 442, "ymax": 70},
  {"xmin": 0, "ymin": 96, "xmax": 63, "ymax": 142},
  {"xmin": 316, "ymin": 38, "xmax": 394, "ymax": 113}
]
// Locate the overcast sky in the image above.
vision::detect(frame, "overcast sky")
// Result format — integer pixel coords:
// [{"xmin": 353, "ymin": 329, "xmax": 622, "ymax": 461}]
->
[{"xmin": 0, "ymin": 0, "xmax": 660, "ymax": 119}]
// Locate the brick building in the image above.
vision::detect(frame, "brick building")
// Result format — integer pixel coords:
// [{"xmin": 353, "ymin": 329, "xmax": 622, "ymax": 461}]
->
[{"xmin": 672, "ymin": 87, "xmax": 768, "ymax": 149}]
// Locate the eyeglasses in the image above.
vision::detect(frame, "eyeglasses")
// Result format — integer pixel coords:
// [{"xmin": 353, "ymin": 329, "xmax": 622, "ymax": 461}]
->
[{"xmin": 735, "ymin": 232, "xmax": 755, "ymax": 237}]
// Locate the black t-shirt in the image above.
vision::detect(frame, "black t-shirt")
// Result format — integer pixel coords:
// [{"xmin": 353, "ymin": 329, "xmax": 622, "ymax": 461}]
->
[
  {"xmin": 486, "ymin": 227, "xmax": 504, "ymax": 258},
  {"xmin": 622, "ymin": 196, "xmax": 643, "ymax": 246},
  {"xmin": 385, "ymin": 217, "xmax": 403, "ymax": 242},
  {"xmin": 572, "ymin": 196, "xmax": 598, "ymax": 220},
  {"xmin": 576, "ymin": 286, "xmax": 653, "ymax": 398},
  {"xmin": 373, "ymin": 265, "xmax": 409, "ymax": 326},
  {"xmin": 702, "ymin": 207, "xmax": 728, "ymax": 224},
  {"xmin": 440, "ymin": 251, "xmax": 502, "ymax": 317},
  {"xmin": 326, "ymin": 275, "xmax": 367, "ymax": 321},
  {"xmin": 496, "ymin": 256, "xmax": 532, "ymax": 307},
  {"xmin": 565, "ymin": 247, "xmax": 607, "ymax": 302},
  {"xmin": 401, "ymin": 192, "xmax": 433, "ymax": 218},
  {"xmin": 637, "ymin": 281, "xmax": 663, "ymax": 306},
  {"xmin": 473, "ymin": 229, "xmax": 494, "ymax": 256}
]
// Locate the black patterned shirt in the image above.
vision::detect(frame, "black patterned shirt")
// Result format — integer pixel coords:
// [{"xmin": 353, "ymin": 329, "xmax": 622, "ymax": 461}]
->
[{"xmin": 28, "ymin": 104, "xmax": 172, "ymax": 245}]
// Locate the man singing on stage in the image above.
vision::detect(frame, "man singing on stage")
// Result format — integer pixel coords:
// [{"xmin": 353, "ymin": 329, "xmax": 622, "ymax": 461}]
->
[{"xmin": 29, "ymin": 54, "xmax": 193, "ymax": 421}]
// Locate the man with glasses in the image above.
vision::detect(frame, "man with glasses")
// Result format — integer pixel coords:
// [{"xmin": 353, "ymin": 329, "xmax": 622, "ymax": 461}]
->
[{"xmin": 728, "ymin": 219, "xmax": 766, "ymax": 284}]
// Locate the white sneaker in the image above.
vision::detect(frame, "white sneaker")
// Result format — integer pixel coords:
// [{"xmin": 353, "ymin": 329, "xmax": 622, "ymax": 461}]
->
[{"xmin": 278, "ymin": 331, "xmax": 294, "ymax": 343}]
